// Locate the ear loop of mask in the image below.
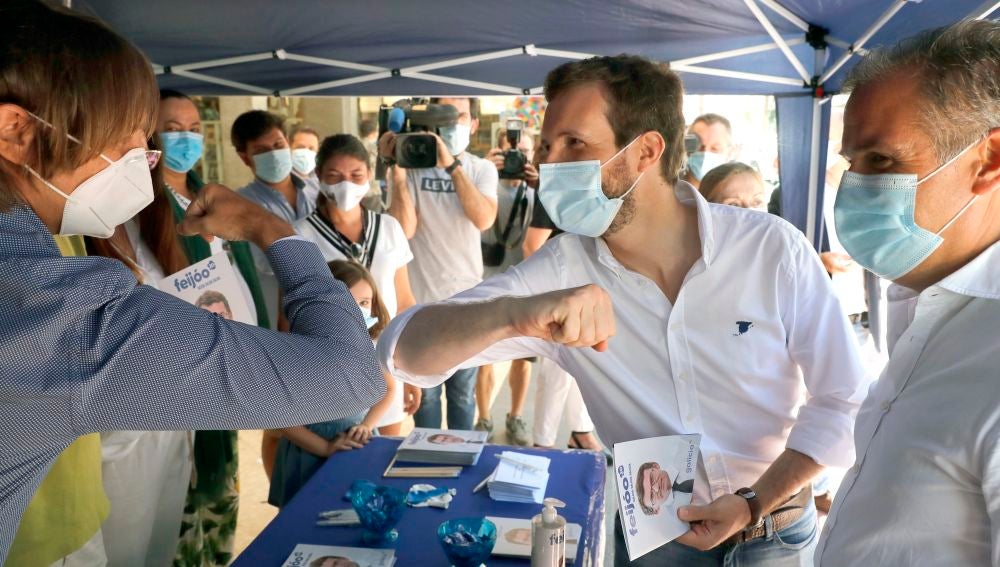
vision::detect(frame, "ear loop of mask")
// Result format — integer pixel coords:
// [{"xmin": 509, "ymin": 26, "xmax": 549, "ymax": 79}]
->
[
  {"xmin": 21, "ymin": 110, "xmax": 115, "ymax": 202},
  {"xmin": 601, "ymin": 135, "xmax": 645, "ymax": 200},
  {"xmin": 919, "ymin": 137, "xmax": 984, "ymax": 236}
]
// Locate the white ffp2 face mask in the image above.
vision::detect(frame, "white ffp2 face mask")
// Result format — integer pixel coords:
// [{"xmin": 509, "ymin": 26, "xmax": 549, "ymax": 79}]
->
[
  {"xmin": 320, "ymin": 179, "xmax": 370, "ymax": 211},
  {"xmin": 24, "ymin": 147, "xmax": 155, "ymax": 238}
]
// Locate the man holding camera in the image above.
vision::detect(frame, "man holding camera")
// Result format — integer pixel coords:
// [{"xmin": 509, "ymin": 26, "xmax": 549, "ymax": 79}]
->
[
  {"xmin": 474, "ymin": 122, "xmax": 537, "ymax": 444},
  {"xmin": 381, "ymin": 97, "xmax": 498, "ymax": 431}
]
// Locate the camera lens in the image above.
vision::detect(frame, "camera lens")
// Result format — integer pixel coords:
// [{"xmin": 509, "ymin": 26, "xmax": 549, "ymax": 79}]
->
[{"xmin": 397, "ymin": 135, "xmax": 438, "ymax": 169}]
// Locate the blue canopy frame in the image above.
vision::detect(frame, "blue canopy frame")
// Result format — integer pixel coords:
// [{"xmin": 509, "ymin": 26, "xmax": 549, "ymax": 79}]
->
[{"xmin": 76, "ymin": 0, "xmax": 1000, "ymax": 249}]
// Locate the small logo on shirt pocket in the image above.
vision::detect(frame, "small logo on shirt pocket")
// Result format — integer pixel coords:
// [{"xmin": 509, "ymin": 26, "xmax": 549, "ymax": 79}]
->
[{"xmin": 733, "ymin": 321, "xmax": 754, "ymax": 336}]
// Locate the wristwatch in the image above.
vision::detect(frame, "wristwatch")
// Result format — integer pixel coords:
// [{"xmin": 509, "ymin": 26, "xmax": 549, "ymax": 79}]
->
[
  {"xmin": 735, "ymin": 487, "xmax": 763, "ymax": 527},
  {"xmin": 444, "ymin": 159, "xmax": 462, "ymax": 175}
]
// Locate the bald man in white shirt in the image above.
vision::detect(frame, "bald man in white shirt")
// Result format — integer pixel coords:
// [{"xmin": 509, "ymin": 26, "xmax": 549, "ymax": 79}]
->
[
  {"xmin": 378, "ymin": 55, "xmax": 868, "ymax": 565},
  {"xmin": 815, "ymin": 20, "xmax": 1000, "ymax": 567}
]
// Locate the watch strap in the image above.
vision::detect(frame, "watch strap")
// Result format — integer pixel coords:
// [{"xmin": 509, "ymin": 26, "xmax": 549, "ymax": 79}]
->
[
  {"xmin": 735, "ymin": 487, "xmax": 763, "ymax": 527},
  {"xmin": 444, "ymin": 159, "xmax": 461, "ymax": 174}
]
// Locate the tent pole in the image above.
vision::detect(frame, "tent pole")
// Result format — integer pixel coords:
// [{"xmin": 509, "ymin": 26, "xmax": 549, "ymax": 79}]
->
[
  {"xmin": 281, "ymin": 72, "xmax": 394, "ymax": 96},
  {"xmin": 671, "ymin": 64, "xmax": 803, "ymax": 86},
  {"xmin": 819, "ymin": 0, "xmax": 910, "ymax": 84},
  {"xmin": 170, "ymin": 69, "xmax": 272, "ymax": 95},
  {"xmin": 281, "ymin": 52, "xmax": 386, "ymax": 73},
  {"xmin": 172, "ymin": 52, "xmax": 275, "ymax": 72},
  {"xmin": 744, "ymin": 0, "xmax": 811, "ymax": 82},
  {"xmin": 806, "ymin": 96, "xmax": 822, "ymax": 247},
  {"xmin": 403, "ymin": 47, "xmax": 529, "ymax": 73},
  {"xmin": 672, "ymin": 38, "xmax": 805, "ymax": 66},
  {"xmin": 973, "ymin": 0, "xmax": 1000, "ymax": 19}
]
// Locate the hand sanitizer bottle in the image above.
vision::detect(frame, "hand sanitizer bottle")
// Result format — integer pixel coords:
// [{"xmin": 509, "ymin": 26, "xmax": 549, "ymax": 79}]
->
[{"xmin": 531, "ymin": 497, "xmax": 567, "ymax": 566}]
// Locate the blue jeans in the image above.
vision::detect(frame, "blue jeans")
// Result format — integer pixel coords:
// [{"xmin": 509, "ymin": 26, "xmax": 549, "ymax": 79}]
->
[
  {"xmin": 614, "ymin": 502, "xmax": 817, "ymax": 566},
  {"xmin": 412, "ymin": 366, "xmax": 478, "ymax": 430}
]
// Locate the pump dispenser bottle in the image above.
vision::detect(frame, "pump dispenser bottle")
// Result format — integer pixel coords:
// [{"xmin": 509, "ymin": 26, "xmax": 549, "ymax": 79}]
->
[{"xmin": 531, "ymin": 497, "xmax": 567, "ymax": 566}]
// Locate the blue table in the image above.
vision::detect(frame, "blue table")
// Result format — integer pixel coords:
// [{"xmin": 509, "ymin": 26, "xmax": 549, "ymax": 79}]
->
[{"xmin": 234, "ymin": 437, "xmax": 606, "ymax": 566}]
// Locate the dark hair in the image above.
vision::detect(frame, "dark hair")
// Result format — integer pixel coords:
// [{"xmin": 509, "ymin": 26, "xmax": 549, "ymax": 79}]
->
[
  {"xmin": 691, "ymin": 113, "xmax": 732, "ymax": 134},
  {"xmin": 359, "ymin": 118, "xmax": 378, "ymax": 138},
  {"xmin": 317, "ymin": 134, "xmax": 370, "ymax": 173},
  {"xmin": 698, "ymin": 162, "xmax": 762, "ymax": 203},
  {"xmin": 544, "ymin": 55, "xmax": 686, "ymax": 184},
  {"xmin": 195, "ymin": 290, "xmax": 232, "ymax": 313},
  {"xmin": 230, "ymin": 110, "xmax": 285, "ymax": 153},
  {"xmin": 0, "ymin": 0, "xmax": 158, "ymax": 211},
  {"xmin": 327, "ymin": 260, "xmax": 389, "ymax": 339},
  {"xmin": 634, "ymin": 461, "xmax": 660, "ymax": 515},
  {"xmin": 86, "ymin": 133, "xmax": 188, "ymax": 282},
  {"xmin": 430, "ymin": 97, "xmax": 480, "ymax": 120},
  {"xmin": 290, "ymin": 125, "xmax": 320, "ymax": 145},
  {"xmin": 159, "ymin": 89, "xmax": 191, "ymax": 102}
]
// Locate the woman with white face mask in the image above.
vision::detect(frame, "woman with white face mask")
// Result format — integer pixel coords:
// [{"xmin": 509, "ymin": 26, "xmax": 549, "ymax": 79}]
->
[
  {"xmin": 0, "ymin": 2, "xmax": 385, "ymax": 563},
  {"xmin": 288, "ymin": 134, "xmax": 421, "ymax": 435}
]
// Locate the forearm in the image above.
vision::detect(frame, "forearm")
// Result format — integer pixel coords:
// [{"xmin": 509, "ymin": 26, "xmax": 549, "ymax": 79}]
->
[
  {"xmin": 387, "ymin": 166, "xmax": 416, "ymax": 238},
  {"xmin": 281, "ymin": 425, "xmax": 330, "ymax": 457},
  {"xmin": 452, "ymin": 169, "xmax": 497, "ymax": 230},
  {"xmin": 393, "ymin": 298, "xmax": 518, "ymax": 376},
  {"xmin": 361, "ymin": 372, "xmax": 397, "ymax": 429},
  {"xmin": 522, "ymin": 227, "xmax": 552, "ymax": 258},
  {"xmin": 751, "ymin": 449, "xmax": 824, "ymax": 515}
]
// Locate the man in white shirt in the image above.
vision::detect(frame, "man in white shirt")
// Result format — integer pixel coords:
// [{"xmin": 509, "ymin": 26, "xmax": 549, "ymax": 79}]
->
[
  {"xmin": 378, "ymin": 55, "xmax": 868, "ymax": 565},
  {"xmin": 382, "ymin": 97, "xmax": 499, "ymax": 431},
  {"xmin": 816, "ymin": 20, "xmax": 1000, "ymax": 566}
]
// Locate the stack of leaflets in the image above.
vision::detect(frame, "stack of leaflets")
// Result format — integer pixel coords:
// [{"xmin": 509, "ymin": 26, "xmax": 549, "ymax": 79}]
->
[
  {"xmin": 613, "ymin": 434, "xmax": 701, "ymax": 561},
  {"xmin": 394, "ymin": 428, "xmax": 487, "ymax": 466},
  {"xmin": 281, "ymin": 544, "xmax": 395, "ymax": 567},
  {"xmin": 158, "ymin": 252, "xmax": 255, "ymax": 325},
  {"xmin": 487, "ymin": 516, "xmax": 582, "ymax": 563},
  {"xmin": 486, "ymin": 451, "xmax": 550, "ymax": 504}
]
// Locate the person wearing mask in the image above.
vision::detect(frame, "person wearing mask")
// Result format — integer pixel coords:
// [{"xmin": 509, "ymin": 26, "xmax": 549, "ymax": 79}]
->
[
  {"xmin": 0, "ymin": 2, "xmax": 385, "ymax": 562},
  {"xmin": 698, "ymin": 162, "xmax": 767, "ymax": 210},
  {"xmin": 83, "ymin": 140, "xmax": 196, "ymax": 566},
  {"xmin": 290, "ymin": 134, "xmax": 420, "ymax": 435},
  {"xmin": 380, "ymin": 97, "xmax": 498, "ymax": 431},
  {"xmin": 233, "ymin": 110, "xmax": 319, "ymax": 328},
  {"xmin": 158, "ymin": 90, "xmax": 271, "ymax": 328},
  {"xmin": 378, "ymin": 55, "xmax": 868, "ymax": 565},
  {"xmin": 290, "ymin": 125, "xmax": 321, "ymax": 183},
  {"xmin": 817, "ymin": 20, "xmax": 1000, "ymax": 566},
  {"xmin": 473, "ymin": 127, "xmax": 538, "ymax": 445},
  {"xmin": 684, "ymin": 113, "xmax": 733, "ymax": 189}
]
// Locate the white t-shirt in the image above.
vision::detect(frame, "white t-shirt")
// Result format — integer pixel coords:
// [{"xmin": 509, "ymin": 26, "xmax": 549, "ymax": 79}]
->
[
  {"xmin": 403, "ymin": 153, "xmax": 499, "ymax": 303},
  {"xmin": 294, "ymin": 209, "xmax": 413, "ymax": 317}
]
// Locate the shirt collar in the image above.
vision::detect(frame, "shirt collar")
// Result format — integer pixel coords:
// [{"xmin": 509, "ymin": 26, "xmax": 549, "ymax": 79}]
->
[
  {"xmin": 594, "ymin": 180, "xmax": 716, "ymax": 275},
  {"xmin": 935, "ymin": 239, "xmax": 1000, "ymax": 300}
]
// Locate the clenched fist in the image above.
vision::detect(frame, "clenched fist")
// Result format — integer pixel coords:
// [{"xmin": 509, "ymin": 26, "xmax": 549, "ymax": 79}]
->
[
  {"xmin": 176, "ymin": 183, "xmax": 294, "ymax": 250},
  {"xmin": 508, "ymin": 284, "xmax": 616, "ymax": 351}
]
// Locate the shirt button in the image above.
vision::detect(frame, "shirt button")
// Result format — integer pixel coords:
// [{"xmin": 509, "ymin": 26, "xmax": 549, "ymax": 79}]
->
[
  {"xmin": 678, "ymin": 372, "xmax": 688, "ymax": 382},
  {"xmin": 880, "ymin": 401, "xmax": 891, "ymax": 412},
  {"xmin": 670, "ymin": 323, "xmax": 681, "ymax": 332},
  {"xmin": 685, "ymin": 412, "xmax": 695, "ymax": 423},
  {"xmin": 850, "ymin": 465, "xmax": 860, "ymax": 474}
]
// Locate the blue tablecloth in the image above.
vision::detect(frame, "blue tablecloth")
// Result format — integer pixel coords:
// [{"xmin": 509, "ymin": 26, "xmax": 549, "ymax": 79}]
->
[{"xmin": 234, "ymin": 437, "xmax": 607, "ymax": 566}]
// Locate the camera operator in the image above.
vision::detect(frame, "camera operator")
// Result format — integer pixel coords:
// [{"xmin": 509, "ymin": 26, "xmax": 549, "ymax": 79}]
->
[
  {"xmin": 380, "ymin": 97, "xmax": 498, "ymax": 431},
  {"xmin": 474, "ymin": 123, "xmax": 537, "ymax": 444}
]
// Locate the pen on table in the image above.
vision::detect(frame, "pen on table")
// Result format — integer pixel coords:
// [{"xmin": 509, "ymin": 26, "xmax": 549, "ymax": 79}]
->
[{"xmin": 473, "ymin": 472, "xmax": 492, "ymax": 494}]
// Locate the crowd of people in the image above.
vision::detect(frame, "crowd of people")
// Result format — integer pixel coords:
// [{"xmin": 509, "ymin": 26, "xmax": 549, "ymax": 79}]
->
[{"xmin": 0, "ymin": 1, "xmax": 998, "ymax": 566}]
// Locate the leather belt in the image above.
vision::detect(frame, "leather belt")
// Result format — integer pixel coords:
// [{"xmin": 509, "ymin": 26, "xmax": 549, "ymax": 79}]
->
[{"xmin": 728, "ymin": 485, "xmax": 812, "ymax": 545}]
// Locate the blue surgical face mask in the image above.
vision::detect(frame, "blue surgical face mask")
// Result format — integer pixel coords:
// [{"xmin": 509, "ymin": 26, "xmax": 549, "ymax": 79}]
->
[
  {"xmin": 439, "ymin": 123, "xmax": 471, "ymax": 156},
  {"xmin": 361, "ymin": 308, "xmax": 378, "ymax": 330},
  {"xmin": 538, "ymin": 136, "xmax": 644, "ymax": 238},
  {"xmin": 252, "ymin": 148, "xmax": 293, "ymax": 183},
  {"xmin": 160, "ymin": 131, "xmax": 204, "ymax": 173},
  {"xmin": 687, "ymin": 151, "xmax": 726, "ymax": 181},
  {"xmin": 833, "ymin": 140, "xmax": 980, "ymax": 280},
  {"xmin": 291, "ymin": 148, "xmax": 317, "ymax": 175}
]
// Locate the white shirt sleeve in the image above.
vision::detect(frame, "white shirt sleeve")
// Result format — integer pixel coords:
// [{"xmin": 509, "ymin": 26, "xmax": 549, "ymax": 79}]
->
[
  {"xmin": 781, "ymin": 234, "xmax": 870, "ymax": 468},
  {"xmin": 377, "ymin": 247, "xmax": 560, "ymax": 386},
  {"xmin": 382, "ymin": 214, "xmax": 414, "ymax": 269}
]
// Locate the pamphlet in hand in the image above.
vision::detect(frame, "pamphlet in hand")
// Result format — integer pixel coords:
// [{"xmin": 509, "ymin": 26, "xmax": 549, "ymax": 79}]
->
[
  {"xmin": 613, "ymin": 434, "xmax": 701, "ymax": 561},
  {"xmin": 158, "ymin": 252, "xmax": 254, "ymax": 325},
  {"xmin": 395, "ymin": 428, "xmax": 487, "ymax": 466},
  {"xmin": 281, "ymin": 544, "xmax": 395, "ymax": 567},
  {"xmin": 487, "ymin": 516, "xmax": 582, "ymax": 563}
]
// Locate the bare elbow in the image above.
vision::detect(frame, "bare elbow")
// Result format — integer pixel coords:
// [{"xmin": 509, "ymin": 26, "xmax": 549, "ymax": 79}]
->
[{"xmin": 474, "ymin": 215, "xmax": 495, "ymax": 232}]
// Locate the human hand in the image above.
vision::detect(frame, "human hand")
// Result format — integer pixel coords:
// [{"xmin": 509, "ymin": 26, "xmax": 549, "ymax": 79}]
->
[
  {"xmin": 523, "ymin": 162, "xmax": 539, "ymax": 185},
  {"xmin": 378, "ymin": 132, "xmax": 397, "ymax": 160},
  {"xmin": 507, "ymin": 285, "xmax": 616, "ymax": 352},
  {"xmin": 403, "ymin": 383, "xmax": 423, "ymax": 415},
  {"xmin": 434, "ymin": 134, "xmax": 456, "ymax": 170},
  {"xmin": 487, "ymin": 148, "xmax": 505, "ymax": 171},
  {"xmin": 345, "ymin": 424, "xmax": 373, "ymax": 444},
  {"xmin": 176, "ymin": 183, "xmax": 293, "ymax": 249},
  {"xmin": 326, "ymin": 432, "xmax": 365, "ymax": 456},
  {"xmin": 675, "ymin": 494, "xmax": 752, "ymax": 551}
]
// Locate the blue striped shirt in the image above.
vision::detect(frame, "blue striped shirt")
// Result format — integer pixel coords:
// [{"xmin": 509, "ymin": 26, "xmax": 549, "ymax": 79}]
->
[{"xmin": 0, "ymin": 205, "xmax": 385, "ymax": 560}]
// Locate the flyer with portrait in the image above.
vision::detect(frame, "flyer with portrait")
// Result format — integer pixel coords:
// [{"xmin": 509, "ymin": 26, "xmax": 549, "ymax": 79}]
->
[
  {"xmin": 281, "ymin": 544, "xmax": 395, "ymax": 567},
  {"xmin": 158, "ymin": 251, "xmax": 254, "ymax": 325},
  {"xmin": 613, "ymin": 434, "xmax": 701, "ymax": 561}
]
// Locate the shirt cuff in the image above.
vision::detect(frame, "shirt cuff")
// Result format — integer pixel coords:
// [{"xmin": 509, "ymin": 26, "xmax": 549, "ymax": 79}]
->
[
  {"xmin": 376, "ymin": 305, "xmax": 455, "ymax": 388},
  {"xmin": 785, "ymin": 402, "xmax": 858, "ymax": 468}
]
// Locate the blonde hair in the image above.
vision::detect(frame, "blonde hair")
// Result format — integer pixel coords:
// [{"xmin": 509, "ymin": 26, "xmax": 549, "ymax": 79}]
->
[{"xmin": 0, "ymin": 0, "xmax": 158, "ymax": 210}]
